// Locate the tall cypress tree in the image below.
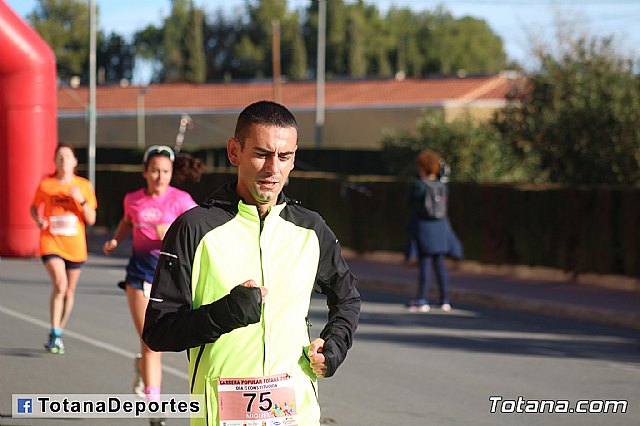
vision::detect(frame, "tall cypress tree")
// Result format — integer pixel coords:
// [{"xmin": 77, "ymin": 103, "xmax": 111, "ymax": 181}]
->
[
  {"xmin": 184, "ymin": 4, "xmax": 206, "ymax": 83},
  {"xmin": 347, "ymin": 5, "xmax": 367, "ymax": 77},
  {"xmin": 282, "ymin": 13, "xmax": 308, "ymax": 80},
  {"xmin": 162, "ymin": 0, "xmax": 188, "ymax": 82},
  {"xmin": 161, "ymin": 0, "xmax": 205, "ymax": 82}
]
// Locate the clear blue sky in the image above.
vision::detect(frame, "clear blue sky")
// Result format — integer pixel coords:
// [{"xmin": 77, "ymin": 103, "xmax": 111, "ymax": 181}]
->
[{"xmin": 5, "ymin": 0, "xmax": 640, "ymax": 74}]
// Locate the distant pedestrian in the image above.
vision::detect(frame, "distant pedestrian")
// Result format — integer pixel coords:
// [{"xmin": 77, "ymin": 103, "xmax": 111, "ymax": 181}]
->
[
  {"xmin": 30, "ymin": 143, "xmax": 97, "ymax": 354},
  {"xmin": 102, "ymin": 145, "xmax": 199, "ymax": 426},
  {"xmin": 405, "ymin": 149, "xmax": 463, "ymax": 312}
]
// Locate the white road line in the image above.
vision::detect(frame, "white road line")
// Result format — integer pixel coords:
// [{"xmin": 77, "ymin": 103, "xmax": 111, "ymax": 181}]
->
[{"xmin": 0, "ymin": 304, "xmax": 188, "ymax": 381}]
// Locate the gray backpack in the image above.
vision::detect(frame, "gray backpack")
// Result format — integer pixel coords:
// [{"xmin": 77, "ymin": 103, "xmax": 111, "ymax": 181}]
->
[{"xmin": 422, "ymin": 179, "xmax": 447, "ymax": 219}]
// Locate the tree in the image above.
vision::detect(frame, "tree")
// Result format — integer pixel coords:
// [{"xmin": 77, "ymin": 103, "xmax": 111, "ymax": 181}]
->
[
  {"xmin": 28, "ymin": 0, "xmax": 91, "ymax": 82},
  {"xmin": 361, "ymin": 2, "xmax": 392, "ymax": 77},
  {"xmin": 133, "ymin": 24, "xmax": 164, "ymax": 82},
  {"xmin": 135, "ymin": 0, "xmax": 206, "ymax": 83},
  {"xmin": 306, "ymin": 0, "xmax": 391, "ymax": 78},
  {"xmin": 98, "ymin": 32, "xmax": 135, "ymax": 84},
  {"xmin": 428, "ymin": 15, "xmax": 507, "ymax": 75},
  {"xmin": 382, "ymin": 111, "xmax": 539, "ymax": 183},
  {"xmin": 281, "ymin": 12, "xmax": 308, "ymax": 79},
  {"xmin": 304, "ymin": 2, "xmax": 507, "ymax": 79},
  {"xmin": 494, "ymin": 36, "xmax": 640, "ymax": 184},
  {"xmin": 162, "ymin": 0, "xmax": 190, "ymax": 82},
  {"xmin": 29, "ymin": 0, "xmax": 135, "ymax": 86},
  {"xmin": 230, "ymin": 0, "xmax": 307, "ymax": 80},
  {"xmin": 304, "ymin": 0, "xmax": 349, "ymax": 78},
  {"xmin": 184, "ymin": 5, "xmax": 206, "ymax": 82},
  {"xmin": 346, "ymin": 2, "xmax": 367, "ymax": 77},
  {"xmin": 385, "ymin": 8, "xmax": 432, "ymax": 78},
  {"xmin": 202, "ymin": 10, "xmax": 242, "ymax": 81}
]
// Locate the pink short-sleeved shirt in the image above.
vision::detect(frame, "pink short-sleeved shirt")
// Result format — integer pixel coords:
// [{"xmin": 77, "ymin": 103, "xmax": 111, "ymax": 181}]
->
[{"xmin": 124, "ymin": 186, "xmax": 197, "ymax": 256}]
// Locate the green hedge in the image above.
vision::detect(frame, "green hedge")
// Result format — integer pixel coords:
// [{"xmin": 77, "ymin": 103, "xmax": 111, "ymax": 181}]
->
[
  {"xmin": 447, "ymin": 183, "xmax": 640, "ymax": 277},
  {"xmin": 95, "ymin": 171, "xmax": 640, "ymax": 278}
]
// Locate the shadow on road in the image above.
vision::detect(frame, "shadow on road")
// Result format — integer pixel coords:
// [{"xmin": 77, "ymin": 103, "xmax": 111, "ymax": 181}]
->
[
  {"xmin": 0, "ymin": 347, "xmax": 45, "ymax": 358},
  {"xmin": 309, "ymin": 290, "xmax": 640, "ymax": 366}
]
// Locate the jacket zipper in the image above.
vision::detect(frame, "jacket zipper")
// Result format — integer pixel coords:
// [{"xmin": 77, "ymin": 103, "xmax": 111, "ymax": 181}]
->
[
  {"xmin": 204, "ymin": 380, "xmax": 210, "ymax": 426},
  {"xmin": 259, "ymin": 213, "xmax": 267, "ymax": 376}
]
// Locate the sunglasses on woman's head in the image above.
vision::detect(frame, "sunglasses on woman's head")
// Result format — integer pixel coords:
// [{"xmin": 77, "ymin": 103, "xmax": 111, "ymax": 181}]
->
[{"xmin": 143, "ymin": 145, "xmax": 175, "ymax": 163}]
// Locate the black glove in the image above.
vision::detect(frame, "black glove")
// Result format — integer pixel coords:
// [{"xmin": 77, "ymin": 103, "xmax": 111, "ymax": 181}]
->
[
  {"xmin": 320, "ymin": 338, "xmax": 342, "ymax": 378},
  {"xmin": 205, "ymin": 285, "xmax": 262, "ymax": 332}
]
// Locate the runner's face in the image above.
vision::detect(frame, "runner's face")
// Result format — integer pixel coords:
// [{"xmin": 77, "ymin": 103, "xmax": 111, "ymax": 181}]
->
[
  {"xmin": 143, "ymin": 156, "xmax": 173, "ymax": 195},
  {"xmin": 54, "ymin": 147, "xmax": 77, "ymax": 175},
  {"xmin": 229, "ymin": 124, "xmax": 297, "ymax": 212}
]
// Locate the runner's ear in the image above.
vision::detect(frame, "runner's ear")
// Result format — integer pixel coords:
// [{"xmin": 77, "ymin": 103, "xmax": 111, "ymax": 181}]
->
[{"xmin": 227, "ymin": 138, "xmax": 240, "ymax": 166}]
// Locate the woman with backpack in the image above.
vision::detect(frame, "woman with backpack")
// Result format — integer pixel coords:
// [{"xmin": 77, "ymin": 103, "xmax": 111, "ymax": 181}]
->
[{"xmin": 405, "ymin": 149, "xmax": 462, "ymax": 312}]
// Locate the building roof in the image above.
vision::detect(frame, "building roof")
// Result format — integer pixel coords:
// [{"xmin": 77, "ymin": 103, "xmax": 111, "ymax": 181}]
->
[{"xmin": 57, "ymin": 73, "xmax": 522, "ymax": 113}]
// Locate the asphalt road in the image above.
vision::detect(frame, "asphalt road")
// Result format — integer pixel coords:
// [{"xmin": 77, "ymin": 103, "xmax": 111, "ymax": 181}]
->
[{"xmin": 1, "ymin": 255, "xmax": 639, "ymax": 426}]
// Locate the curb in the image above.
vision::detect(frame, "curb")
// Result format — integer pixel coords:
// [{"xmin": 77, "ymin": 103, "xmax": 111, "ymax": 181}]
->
[{"xmin": 356, "ymin": 278, "xmax": 640, "ymax": 331}]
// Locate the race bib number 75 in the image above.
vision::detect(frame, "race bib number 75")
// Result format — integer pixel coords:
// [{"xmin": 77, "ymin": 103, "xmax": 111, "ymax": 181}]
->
[{"xmin": 218, "ymin": 373, "xmax": 298, "ymax": 426}]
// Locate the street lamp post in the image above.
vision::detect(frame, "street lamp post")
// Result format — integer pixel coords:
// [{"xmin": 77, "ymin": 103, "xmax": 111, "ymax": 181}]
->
[
  {"xmin": 88, "ymin": 0, "xmax": 97, "ymax": 188},
  {"xmin": 272, "ymin": 19, "xmax": 281, "ymax": 103},
  {"xmin": 315, "ymin": 0, "xmax": 326, "ymax": 148},
  {"xmin": 137, "ymin": 86, "xmax": 148, "ymax": 148}
]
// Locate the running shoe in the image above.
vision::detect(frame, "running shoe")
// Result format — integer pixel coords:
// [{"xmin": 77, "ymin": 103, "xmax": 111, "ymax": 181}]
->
[
  {"xmin": 441, "ymin": 303, "xmax": 452, "ymax": 312},
  {"xmin": 44, "ymin": 333, "xmax": 65, "ymax": 354},
  {"xmin": 133, "ymin": 353, "xmax": 145, "ymax": 398},
  {"xmin": 146, "ymin": 386, "xmax": 163, "ymax": 425},
  {"xmin": 405, "ymin": 299, "xmax": 430, "ymax": 313}
]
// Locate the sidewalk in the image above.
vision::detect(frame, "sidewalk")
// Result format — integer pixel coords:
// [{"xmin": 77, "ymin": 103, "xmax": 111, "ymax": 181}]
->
[
  {"xmin": 344, "ymin": 252, "xmax": 640, "ymax": 331},
  {"xmin": 85, "ymin": 229, "xmax": 640, "ymax": 330}
]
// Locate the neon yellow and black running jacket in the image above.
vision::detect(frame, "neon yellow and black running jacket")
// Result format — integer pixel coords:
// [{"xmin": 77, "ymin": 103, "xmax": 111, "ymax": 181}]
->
[{"xmin": 143, "ymin": 182, "xmax": 361, "ymax": 425}]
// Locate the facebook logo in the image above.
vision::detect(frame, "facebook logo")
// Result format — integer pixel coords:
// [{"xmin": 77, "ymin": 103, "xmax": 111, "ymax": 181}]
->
[{"xmin": 17, "ymin": 398, "xmax": 32, "ymax": 414}]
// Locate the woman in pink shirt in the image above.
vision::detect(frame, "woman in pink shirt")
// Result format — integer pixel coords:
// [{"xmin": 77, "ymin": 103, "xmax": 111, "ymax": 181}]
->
[{"xmin": 102, "ymin": 145, "xmax": 199, "ymax": 419}]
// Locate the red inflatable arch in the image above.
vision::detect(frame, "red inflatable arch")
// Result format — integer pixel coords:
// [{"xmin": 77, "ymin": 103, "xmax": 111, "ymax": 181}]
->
[{"xmin": 0, "ymin": 1, "xmax": 57, "ymax": 257}]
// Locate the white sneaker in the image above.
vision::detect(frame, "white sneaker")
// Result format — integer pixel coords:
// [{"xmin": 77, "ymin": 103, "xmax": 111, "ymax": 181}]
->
[
  {"xmin": 441, "ymin": 303, "xmax": 452, "ymax": 312},
  {"xmin": 407, "ymin": 303, "xmax": 430, "ymax": 313},
  {"xmin": 417, "ymin": 304, "xmax": 430, "ymax": 313}
]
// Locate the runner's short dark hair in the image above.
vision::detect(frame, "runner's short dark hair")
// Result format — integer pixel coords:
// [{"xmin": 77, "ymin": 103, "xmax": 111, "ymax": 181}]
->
[{"xmin": 234, "ymin": 101, "xmax": 298, "ymax": 146}]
